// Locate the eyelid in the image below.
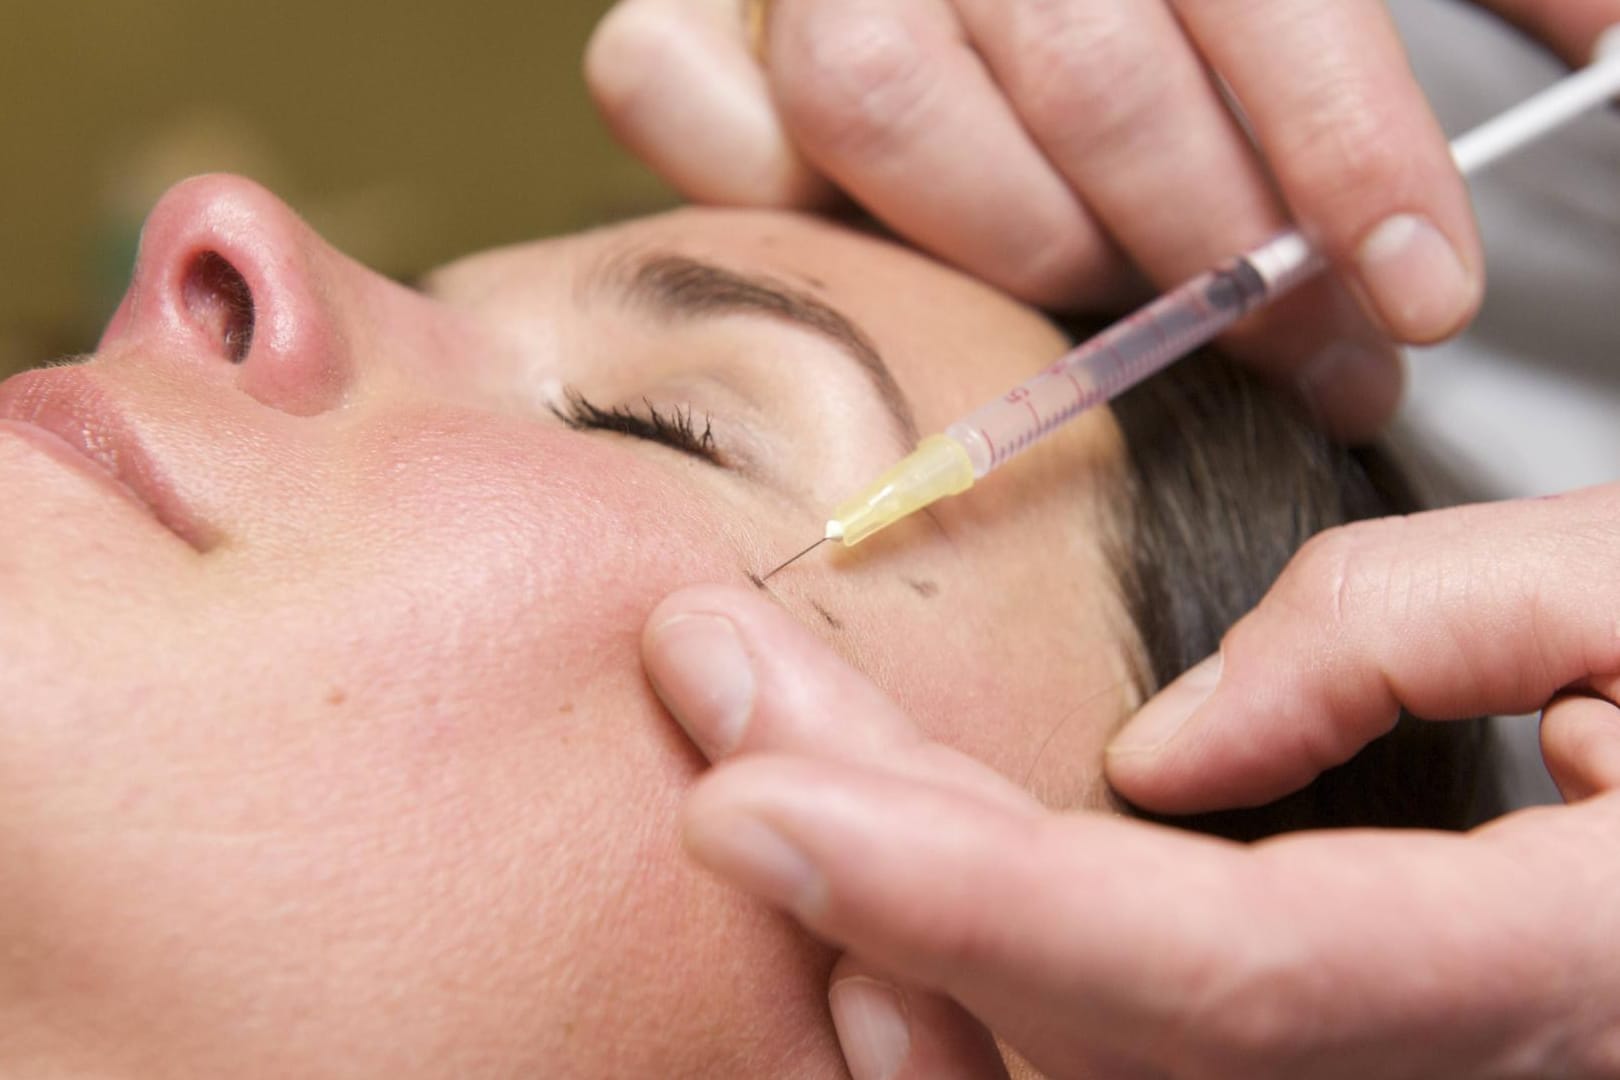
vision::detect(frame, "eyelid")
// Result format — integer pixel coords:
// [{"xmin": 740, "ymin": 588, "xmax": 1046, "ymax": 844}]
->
[{"xmin": 550, "ymin": 386, "xmax": 725, "ymax": 467}]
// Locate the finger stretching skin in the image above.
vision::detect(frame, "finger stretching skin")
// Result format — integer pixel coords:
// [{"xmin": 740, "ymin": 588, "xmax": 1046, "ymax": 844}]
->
[
  {"xmin": 765, "ymin": 0, "xmax": 1130, "ymax": 307},
  {"xmin": 684, "ymin": 753, "xmax": 1268, "ymax": 1075},
  {"xmin": 643, "ymin": 584, "xmax": 1039, "ymax": 813},
  {"xmin": 1172, "ymin": 0, "xmax": 1484, "ymax": 344},
  {"xmin": 1110, "ymin": 485, "xmax": 1620, "ymax": 812},
  {"xmin": 685, "ymin": 754, "xmax": 1620, "ymax": 1077},
  {"xmin": 585, "ymin": 0, "xmax": 833, "ymax": 206}
]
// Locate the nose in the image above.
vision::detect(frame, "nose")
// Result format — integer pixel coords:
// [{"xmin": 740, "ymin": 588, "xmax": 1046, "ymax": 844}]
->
[{"xmin": 98, "ymin": 174, "xmax": 354, "ymax": 416}]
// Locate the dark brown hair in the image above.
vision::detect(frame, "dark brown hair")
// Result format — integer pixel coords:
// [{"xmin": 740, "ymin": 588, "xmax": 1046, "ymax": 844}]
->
[{"xmin": 1105, "ymin": 352, "xmax": 1500, "ymax": 840}]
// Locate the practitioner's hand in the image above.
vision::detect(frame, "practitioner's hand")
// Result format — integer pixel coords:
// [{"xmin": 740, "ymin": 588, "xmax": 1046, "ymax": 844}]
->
[
  {"xmin": 641, "ymin": 482, "xmax": 1620, "ymax": 1079},
  {"xmin": 588, "ymin": 0, "xmax": 1620, "ymax": 439}
]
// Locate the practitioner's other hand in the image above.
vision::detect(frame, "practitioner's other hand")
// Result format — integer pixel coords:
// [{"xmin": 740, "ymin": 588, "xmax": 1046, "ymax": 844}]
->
[{"xmin": 645, "ymin": 478, "xmax": 1620, "ymax": 1078}]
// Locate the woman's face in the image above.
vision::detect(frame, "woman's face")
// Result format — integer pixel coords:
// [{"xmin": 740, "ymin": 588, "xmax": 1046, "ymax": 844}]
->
[{"xmin": 0, "ymin": 176, "xmax": 1134, "ymax": 1076}]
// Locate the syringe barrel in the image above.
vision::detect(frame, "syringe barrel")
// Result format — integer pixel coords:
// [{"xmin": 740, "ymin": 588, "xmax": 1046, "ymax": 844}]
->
[{"xmin": 946, "ymin": 234, "xmax": 1320, "ymax": 478}]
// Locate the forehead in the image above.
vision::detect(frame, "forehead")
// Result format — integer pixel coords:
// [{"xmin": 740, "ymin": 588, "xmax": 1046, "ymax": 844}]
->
[{"xmin": 430, "ymin": 207, "xmax": 1073, "ymax": 433}]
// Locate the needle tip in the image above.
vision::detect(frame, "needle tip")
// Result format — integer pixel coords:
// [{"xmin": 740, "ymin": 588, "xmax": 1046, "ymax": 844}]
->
[{"xmin": 761, "ymin": 536, "xmax": 830, "ymax": 582}]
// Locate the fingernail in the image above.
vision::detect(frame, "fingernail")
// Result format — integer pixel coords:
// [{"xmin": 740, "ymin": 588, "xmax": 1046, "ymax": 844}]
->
[
  {"xmin": 830, "ymin": 978, "xmax": 911, "ymax": 1080},
  {"xmin": 685, "ymin": 810, "xmax": 823, "ymax": 915},
  {"xmin": 645, "ymin": 613, "xmax": 755, "ymax": 758},
  {"xmin": 1354, "ymin": 214, "xmax": 1480, "ymax": 342},
  {"xmin": 1108, "ymin": 652, "xmax": 1223, "ymax": 757}
]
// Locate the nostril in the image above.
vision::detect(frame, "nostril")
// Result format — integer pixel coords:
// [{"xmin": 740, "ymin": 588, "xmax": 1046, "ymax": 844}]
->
[{"xmin": 182, "ymin": 251, "xmax": 256, "ymax": 364}]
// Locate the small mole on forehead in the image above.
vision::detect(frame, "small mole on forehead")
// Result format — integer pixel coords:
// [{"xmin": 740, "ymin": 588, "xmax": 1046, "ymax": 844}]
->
[
  {"xmin": 810, "ymin": 601, "xmax": 844, "ymax": 630},
  {"xmin": 905, "ymin": 578, "xmax": 940, "ymax": 599}
]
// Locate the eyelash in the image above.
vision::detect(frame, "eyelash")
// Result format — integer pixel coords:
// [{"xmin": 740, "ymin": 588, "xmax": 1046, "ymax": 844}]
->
[{"xmin": 550, "ymin": 387, "xmax": 722, "ymax": 465}]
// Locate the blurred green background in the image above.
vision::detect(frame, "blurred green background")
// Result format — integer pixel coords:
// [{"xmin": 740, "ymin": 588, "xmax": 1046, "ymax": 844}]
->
[{"xmin": 0, "ymin": 0, "xmax": 671, "ymax": 379}]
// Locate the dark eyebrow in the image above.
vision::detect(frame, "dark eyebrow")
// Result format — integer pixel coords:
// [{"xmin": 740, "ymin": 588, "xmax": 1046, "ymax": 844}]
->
[{"xmin": 596, "ymin": 251, "xmax": 920, "ymax": 445}]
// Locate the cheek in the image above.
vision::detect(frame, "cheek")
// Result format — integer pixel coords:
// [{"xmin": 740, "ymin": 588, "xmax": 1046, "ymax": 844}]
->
[
  {"xmin": 0, "ymin": 419, "xmax": 836, "ymax": 1072},
  {"xmin": 346, "ymin": 419, "xmax": 740, "ymax": 680},
  {"xmin": 246, "ymin": 421, "xmax": 827, "ymax": 1064}
]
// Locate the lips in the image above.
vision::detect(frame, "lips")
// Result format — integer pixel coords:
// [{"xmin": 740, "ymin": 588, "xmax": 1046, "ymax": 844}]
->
[{"xmin": 0, "ymin": 367, "xmax": 213, "ymax": 549}]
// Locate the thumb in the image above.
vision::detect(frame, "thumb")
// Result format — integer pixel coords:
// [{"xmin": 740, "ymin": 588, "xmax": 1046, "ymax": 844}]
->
[
  {"xmin": 642, "ymin": 583, "xmax": 1039, "ymax": 811},
  {"xmin": 829, "ymin": 956, "xmax": 1010, "ymax": 1080}
]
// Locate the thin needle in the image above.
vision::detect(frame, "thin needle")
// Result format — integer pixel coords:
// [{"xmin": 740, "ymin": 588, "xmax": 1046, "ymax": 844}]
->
[{"xmin": 761, "ymin": 537, "xmax": 830, "ymax": 582}]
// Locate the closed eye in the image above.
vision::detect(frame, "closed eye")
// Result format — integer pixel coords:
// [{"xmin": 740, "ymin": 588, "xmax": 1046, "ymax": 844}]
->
[{"xmin": 550, "ymin": 387, "xmax": 723, "ymax": 466}]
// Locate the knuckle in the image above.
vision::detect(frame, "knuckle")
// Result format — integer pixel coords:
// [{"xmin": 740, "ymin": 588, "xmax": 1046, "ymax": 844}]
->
[
  {"xmin": 773, "ymin": 8, "xmax": 937, "ymax": 161},
  {"xmin": 1007, "ymin": 6, "xmax": 1171, "ymax": 154},
  {"xmin": 1275, "ymin": 521, "xmax": 1387, "ymax": 631}
]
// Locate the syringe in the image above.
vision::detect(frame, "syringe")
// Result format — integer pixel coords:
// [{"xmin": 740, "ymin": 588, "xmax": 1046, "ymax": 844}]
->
[{"xmin": 763, "ymin": 34, "xmax": 1620, "ymax": 581}]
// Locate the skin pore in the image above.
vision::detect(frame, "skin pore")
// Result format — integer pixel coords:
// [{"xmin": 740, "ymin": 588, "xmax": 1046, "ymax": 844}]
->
[{"xmin": 0, "ymin": 175, "xmax": 1138, "ymax": 1077}]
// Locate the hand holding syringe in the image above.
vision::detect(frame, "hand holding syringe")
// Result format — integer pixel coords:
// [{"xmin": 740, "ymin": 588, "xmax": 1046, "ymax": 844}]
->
[{"xmin": 763, "ymin": 36, "xmax": 1620, "ymax": 580}]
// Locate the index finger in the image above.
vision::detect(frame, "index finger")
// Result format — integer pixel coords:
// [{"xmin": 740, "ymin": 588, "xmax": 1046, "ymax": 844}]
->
[
  {"xmin": 1173, "ymin": 0, "xmax": 1485, "ymax": 345},
  {"xmin": 684, "ymin": 753, "xmax": 1620, "ymax": 1078}
]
